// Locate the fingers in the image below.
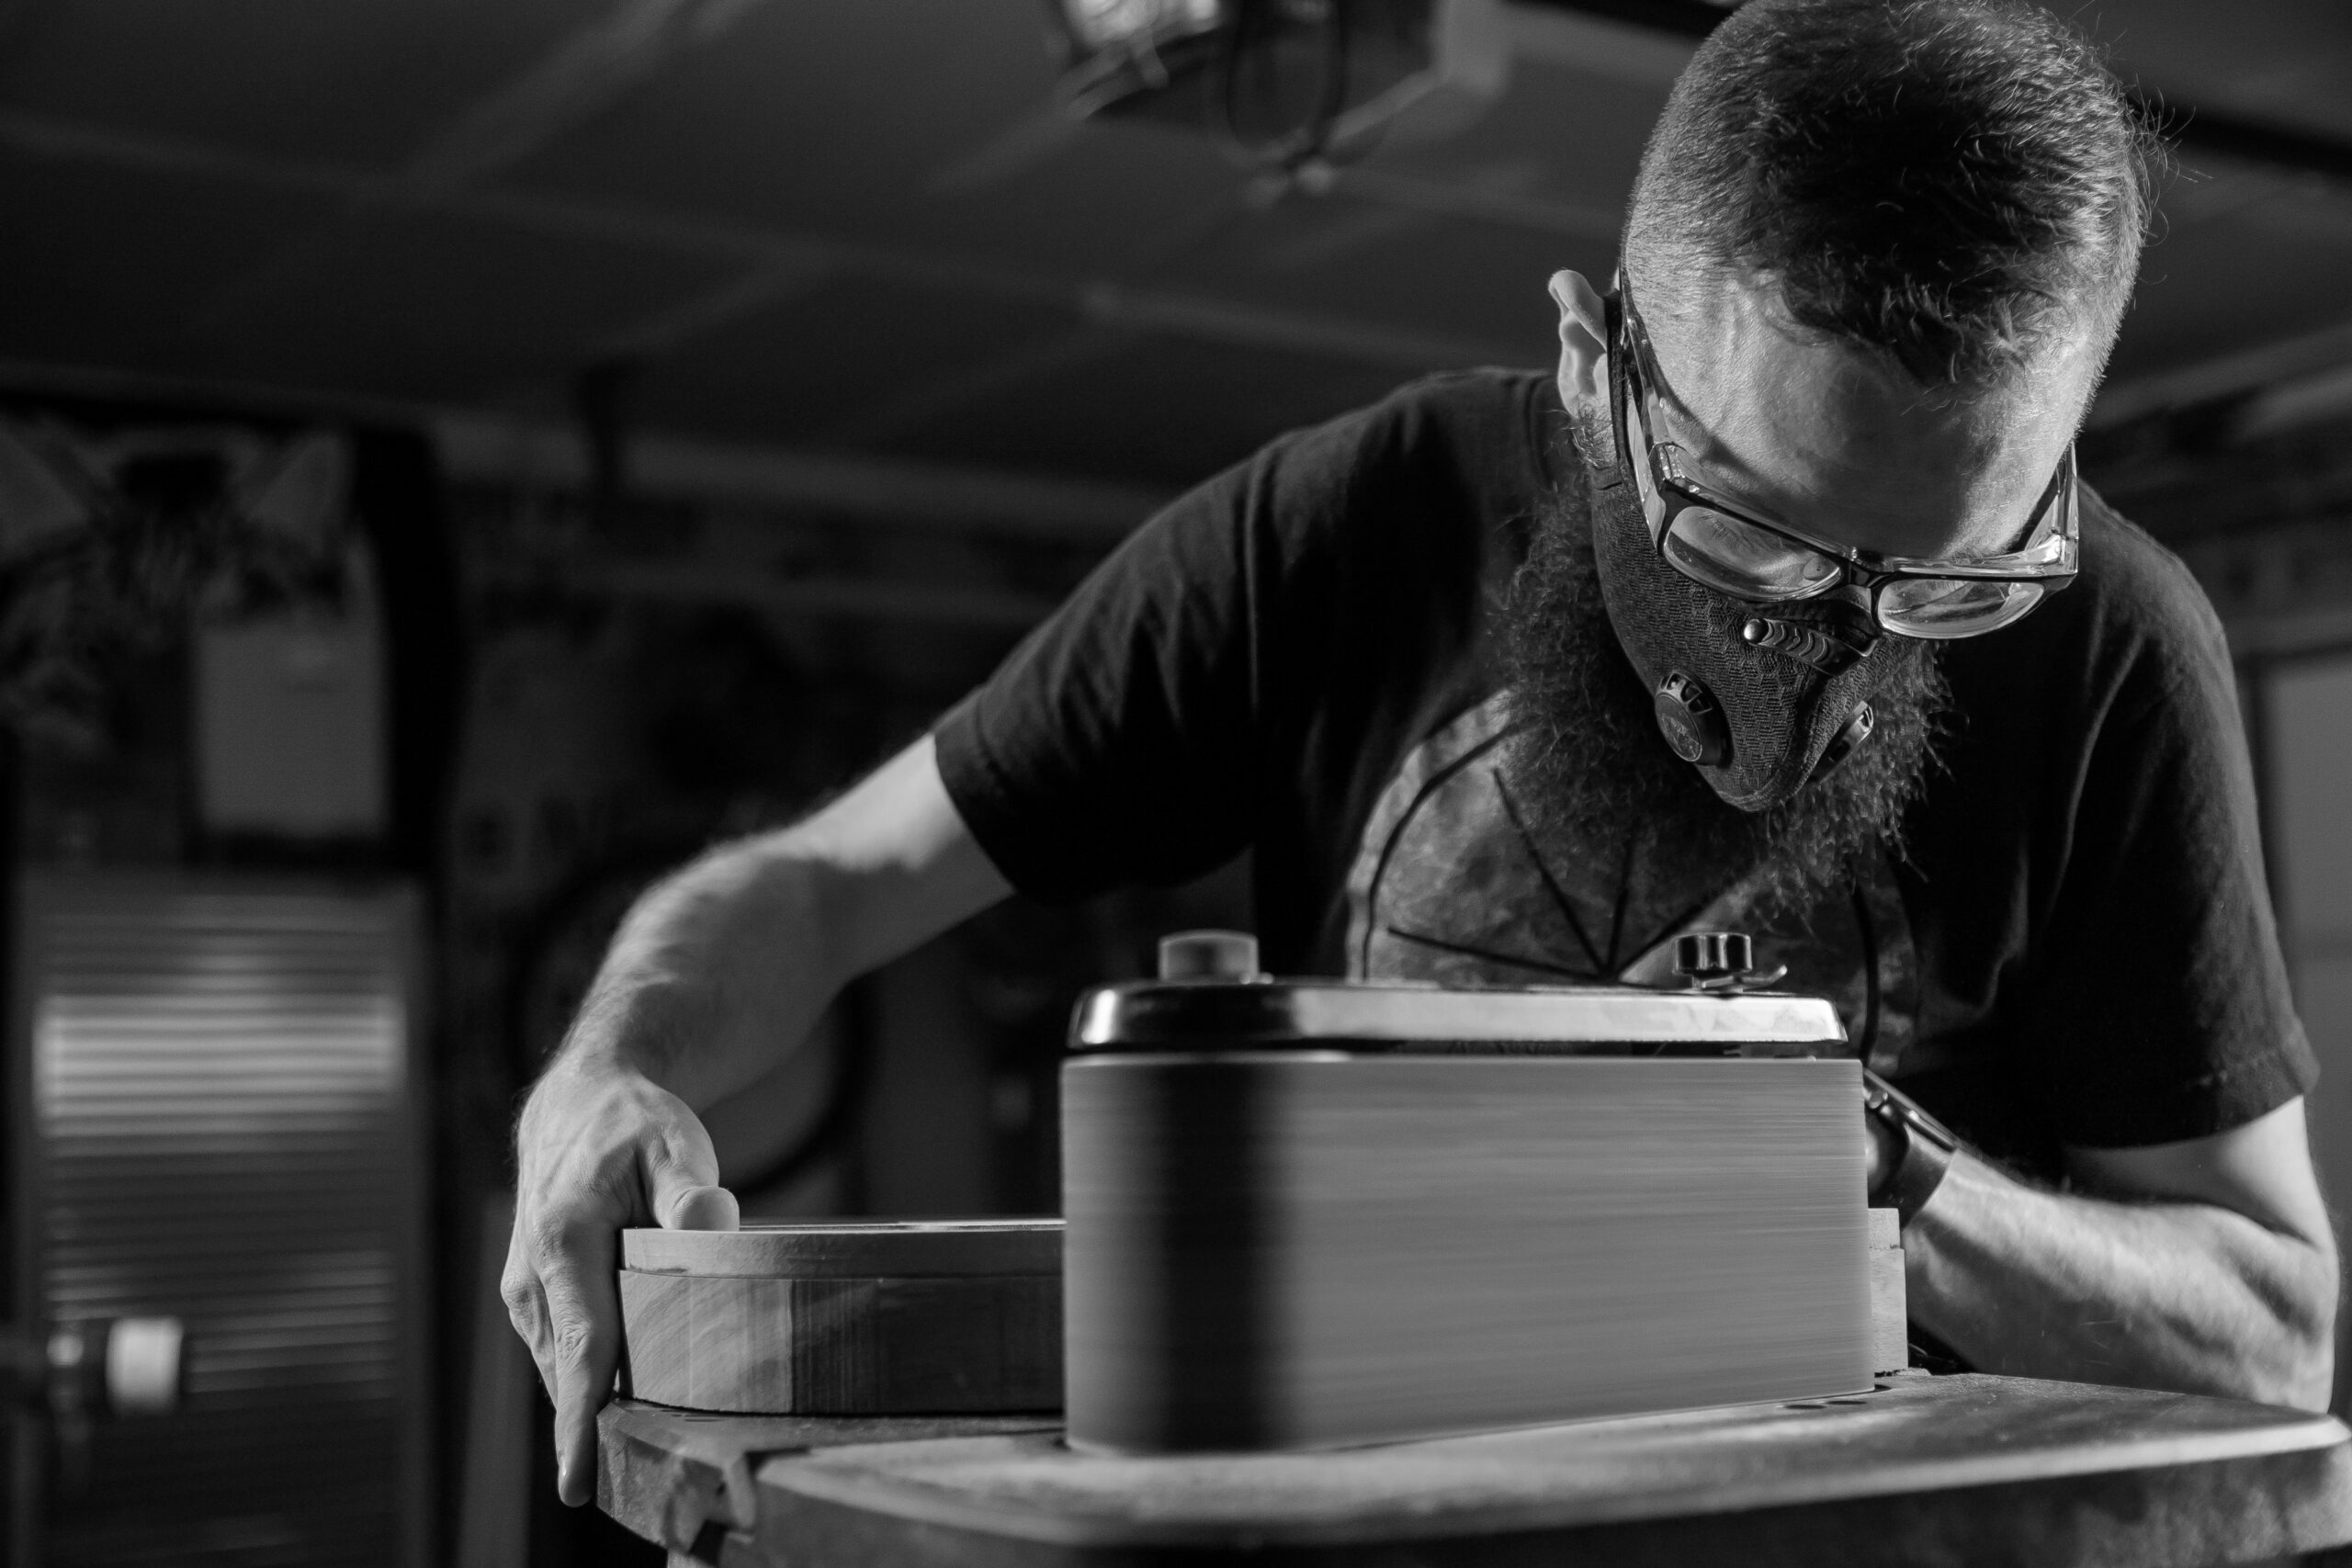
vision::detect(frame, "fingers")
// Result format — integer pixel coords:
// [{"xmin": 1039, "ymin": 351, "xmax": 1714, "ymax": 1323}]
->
[
  {"xmin": 537, "ymin": 1216, "xmax": 619, "ymax": 1506},
  {"xmin": 500, "ymin": 1223, "xmax": 557, "ymax": 1404},
  {"xmin": 502, "ymin": 1203, "xmax": 615, "ymax": 1505}
]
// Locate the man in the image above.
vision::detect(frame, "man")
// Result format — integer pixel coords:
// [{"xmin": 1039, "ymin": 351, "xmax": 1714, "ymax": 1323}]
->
[{"xmin": 506, "ymin": 0, "xmax": 2339, "ymax": 1506}]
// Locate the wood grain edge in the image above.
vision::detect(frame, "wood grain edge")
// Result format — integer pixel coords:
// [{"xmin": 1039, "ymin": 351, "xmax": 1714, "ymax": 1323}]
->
[
  {"xmin": 623, "ymin": 1224, "xmax": 1063, "ymax": 1279},
  {"xmin": 620, "ymin": 1269, "xmax": 1063, "ymax": 1415}
]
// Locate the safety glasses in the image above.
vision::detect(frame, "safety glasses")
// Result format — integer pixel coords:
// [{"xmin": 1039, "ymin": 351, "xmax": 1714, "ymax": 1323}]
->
[{"xmin": 1608, "ymin": 274, "xmax": 2078, "ymax": 640}]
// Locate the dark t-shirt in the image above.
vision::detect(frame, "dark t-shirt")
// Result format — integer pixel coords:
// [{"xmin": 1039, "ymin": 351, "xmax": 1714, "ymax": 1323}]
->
[{"xmin": 935, "ymin": 368, "xmax": 2315, "ymax": 1169}]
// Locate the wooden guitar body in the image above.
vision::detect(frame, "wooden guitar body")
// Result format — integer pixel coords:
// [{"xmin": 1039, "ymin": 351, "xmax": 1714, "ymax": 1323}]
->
[{"xmin": 617, "ymin": 1220, "xmax": 1062, "ymax": 1416}]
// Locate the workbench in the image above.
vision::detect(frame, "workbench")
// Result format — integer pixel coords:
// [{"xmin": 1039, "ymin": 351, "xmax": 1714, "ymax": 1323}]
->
[{"xmin": 599, "ymin": 1372, "xmax": 2352, "ymax": 1566}]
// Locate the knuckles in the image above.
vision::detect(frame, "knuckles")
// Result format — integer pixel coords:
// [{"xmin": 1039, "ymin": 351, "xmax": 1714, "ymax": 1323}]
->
[{"xmin": 499, "ymin": 1272, "xmax": 539, "ymax": 1327}]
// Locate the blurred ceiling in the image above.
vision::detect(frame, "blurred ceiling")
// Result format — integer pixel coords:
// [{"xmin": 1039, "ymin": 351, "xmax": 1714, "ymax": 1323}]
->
[{"xmin": 6, "ymin": 0, "xmax": 2352, "ymax": 498}]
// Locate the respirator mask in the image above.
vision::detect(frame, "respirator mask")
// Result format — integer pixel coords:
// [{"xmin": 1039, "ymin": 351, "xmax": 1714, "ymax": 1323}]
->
[{"xmin": 1588, "ymin": 275, "xmax": 2081, "ymax": 814}]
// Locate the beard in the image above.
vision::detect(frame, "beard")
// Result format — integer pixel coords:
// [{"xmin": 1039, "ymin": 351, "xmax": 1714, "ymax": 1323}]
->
[{"xmin": 1500, "ymin": 462, "xmax": 1952, "ymax": 923}]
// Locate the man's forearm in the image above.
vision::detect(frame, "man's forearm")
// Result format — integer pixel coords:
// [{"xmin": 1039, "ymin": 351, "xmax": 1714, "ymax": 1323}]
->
[
  {"xmin": 557, "ymin": 832, "xmax": 852, "ymax": 1110},
  {"xmin": 545, "ymin": 733, "xmax": 1013, "ymax": 1112},
  {"xmin": 1904, "ymin": 1152, "xmax": 2337, "ymax": 1409}
]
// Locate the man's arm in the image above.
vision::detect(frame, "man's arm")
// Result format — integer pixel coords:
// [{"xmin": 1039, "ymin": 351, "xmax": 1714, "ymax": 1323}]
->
[
  {"xmin": 501, "ymin": 734, "xmax": 1012, "ymax": 1505},
  {"xmin": 1902, "ymin": 1096, "xmax": 2338, "ymax": 1409}
]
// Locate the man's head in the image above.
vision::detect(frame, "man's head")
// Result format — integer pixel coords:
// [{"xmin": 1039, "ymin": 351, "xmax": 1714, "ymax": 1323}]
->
[
  {"xmin": 1556, "ymin": 0, "xmax": 2156, "ymax": 557},
  {"xmin": 1547, "ymin": 0, "xmax": 2155, "ymax": 786},
  {"xmin": 1511, "ymin": 0, "xmax": 2155, "ymax": 899}
]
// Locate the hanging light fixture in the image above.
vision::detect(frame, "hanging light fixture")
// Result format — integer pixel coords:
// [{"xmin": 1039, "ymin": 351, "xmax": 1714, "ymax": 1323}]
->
[{"xmin": 1042, "ymin": 0, "xmax": 1439, "ymax": 170}]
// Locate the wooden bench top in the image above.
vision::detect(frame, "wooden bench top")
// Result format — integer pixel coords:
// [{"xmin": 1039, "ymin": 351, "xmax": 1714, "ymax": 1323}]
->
[{"xmin": 600, "ymin": 1372, "xmax": 2352, "ymax": 1566}]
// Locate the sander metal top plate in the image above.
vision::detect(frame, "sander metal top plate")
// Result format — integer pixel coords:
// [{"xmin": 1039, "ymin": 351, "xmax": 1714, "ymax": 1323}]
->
[
  {"xmin": 1071, "ymin": 979, "xmax": 1846, "ymax": 1055},
  {"xmin": 621, "ymin": 1218, "xmax": 1063, "ymax": 1278}
]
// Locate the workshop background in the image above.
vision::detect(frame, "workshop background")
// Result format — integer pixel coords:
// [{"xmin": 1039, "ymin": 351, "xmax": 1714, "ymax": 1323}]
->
[{"xmin": 0, "ymin": 0, "xmax": 2350, "ymax": 1562}]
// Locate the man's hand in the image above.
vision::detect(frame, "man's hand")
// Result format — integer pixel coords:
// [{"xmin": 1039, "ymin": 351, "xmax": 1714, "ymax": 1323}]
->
[
  {"xmin": 498, "ymin": 735, "xmax": 1013, "ymax": 1504},
  {"xmin": 503, "ymin": 1056, "xmax": 741, "ymax": 1506}
]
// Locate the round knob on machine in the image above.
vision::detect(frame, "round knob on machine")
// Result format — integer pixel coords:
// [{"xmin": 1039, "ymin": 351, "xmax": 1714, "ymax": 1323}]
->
[
  {"xmin": 1157, "ymin": 930, "xmax": 1263, "ymax": 982},
  {"xmin": 105, "ymin": 1318, "xmax": 184, "ymax": 1416},
  {"xmin": 42, "ymin": 1315, "xmax": 184, "ymax": 1420},
  {"xmin": 1673, "ymin": 931, "xmax": 1754, "ymax": 987}
]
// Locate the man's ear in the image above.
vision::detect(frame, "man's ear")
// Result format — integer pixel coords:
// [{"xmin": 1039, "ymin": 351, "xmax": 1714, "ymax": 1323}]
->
[{"xmin": 1549, "ymin": 269, "xmax": 1610, "ymax": 420}]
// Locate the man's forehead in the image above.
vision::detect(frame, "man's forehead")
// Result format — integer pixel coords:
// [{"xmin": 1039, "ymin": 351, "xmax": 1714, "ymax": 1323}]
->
[
  {"xmin": 1647, "ymin": 274, "xmax": 2083, "ymax": 442},
  {"xmin": 1640, "ymin": 272, "xmax": 2097, "ymax": 559}
]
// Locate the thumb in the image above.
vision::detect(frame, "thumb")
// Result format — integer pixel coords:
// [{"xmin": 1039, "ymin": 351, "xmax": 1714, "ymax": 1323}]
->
[
  {"xmin": 662, "ymin": 1182, "xmax": 739, "ymax": 1231},
  {"xmin": 643, "ymin": 1118, "xmax": 739, "ymax": 1232}
]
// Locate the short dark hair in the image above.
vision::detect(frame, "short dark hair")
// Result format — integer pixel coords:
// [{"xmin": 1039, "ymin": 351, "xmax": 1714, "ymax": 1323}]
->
[{"xmin": 1627, "ymin": 0, "xmax": 2160, "ymax": 389}]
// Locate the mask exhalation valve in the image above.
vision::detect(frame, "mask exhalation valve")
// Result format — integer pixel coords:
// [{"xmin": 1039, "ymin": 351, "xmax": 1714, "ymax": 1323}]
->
[{"xmin": 1654, "ymin": 671, "xmax": 1732, "ymax": 767}]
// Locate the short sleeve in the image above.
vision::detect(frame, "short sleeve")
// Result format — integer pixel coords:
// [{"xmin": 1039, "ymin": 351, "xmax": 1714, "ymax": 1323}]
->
[
  {"xmin": 933, "ymin": 368, "xmax": 1554, "ymax": 951},
  {"xmin": 933, "ymin": 412, "xmax": 1352, "ymax": 903},
  {"xmin": 2010, "ymin": 556, "xmax": 2316, "ymax": 1148}
]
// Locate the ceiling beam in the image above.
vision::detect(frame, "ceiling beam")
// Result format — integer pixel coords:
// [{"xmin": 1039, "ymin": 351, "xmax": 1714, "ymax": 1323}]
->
[
  {"xmin": 398, "ymin": 0, "xmax": 766, "ymax": 201},
  {"xmin": 2145, "ymin": 101, "xmax": 2352, "ymax": 190},
  {"xmin": 1331, "ymin": 166, "xmax": 1622, "ymax": 242},
  {"xmin": 2088, "ymin": 317, "xmax": 2352, "ymax": 430},
  {"xmin": 517, "ymin": 558, "xmax": 1066, "ymax": 634},
  {"xmin": 817, "ymin": 328, "xmax": 1130, "ymax": 447},
  {"xmin": 432, "ymin": 412, "xmax": 1170, "ymax": 541},
  {"xmin": 0, "ymin": 355, "xmax": 1172, "ymax": 541},
  {"xmin": 189, "ymin": 0, "xmax": 774, "ymax": 333},
  {"xmin": 1076, "ymin": 281, "xmax": 1527, "ymax": 367},
  {"xmin": 1518, "ymin": 0, "xmax": 1734, "ymax": 45},
  {"xmin": 1498, "ymin": 2, "xmax": 1702, "ymax": 87},
  {"xmin": 583, "ymin": 262, "xmax": 836, "ymax": 364}
]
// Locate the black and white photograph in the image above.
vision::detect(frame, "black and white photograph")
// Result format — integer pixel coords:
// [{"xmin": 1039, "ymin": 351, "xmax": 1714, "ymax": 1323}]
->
[{"xmin": 6, "ymin": 0, "xmax": 2352, "ymax": 1563}]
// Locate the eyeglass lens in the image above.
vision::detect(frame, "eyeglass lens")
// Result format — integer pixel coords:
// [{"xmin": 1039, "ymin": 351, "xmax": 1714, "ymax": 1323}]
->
[
  {"xmin": 1662, "ymin": 508, "xmax": 1843, "ymax": 600},
  {"xmin": 1876, "ymin": 576, "xmax": 2044, "ymax": 637},
  {"xmin": 1623, "ymin": 380, "xmax": 1849, "ymax": 603}
]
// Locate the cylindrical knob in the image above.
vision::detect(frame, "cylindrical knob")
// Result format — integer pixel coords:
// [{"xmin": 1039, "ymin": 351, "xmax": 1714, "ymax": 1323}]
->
[
  {"xmin": 1673, "ymin": 931, "xmax": 1753, "ymax": 983},
  {"xmin": 1157, "ymin": 930, "xmax": 1261, "ymax": 982},
  {"xmin": 105, "ymin": 1318, "xmax": 183, "ymax": 1416}
]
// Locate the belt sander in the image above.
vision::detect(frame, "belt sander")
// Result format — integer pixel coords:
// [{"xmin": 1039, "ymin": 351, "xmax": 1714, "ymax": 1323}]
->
[{"xmin": 618, "ymin": 930, "xmax": 1906, "ymax": 1450}]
